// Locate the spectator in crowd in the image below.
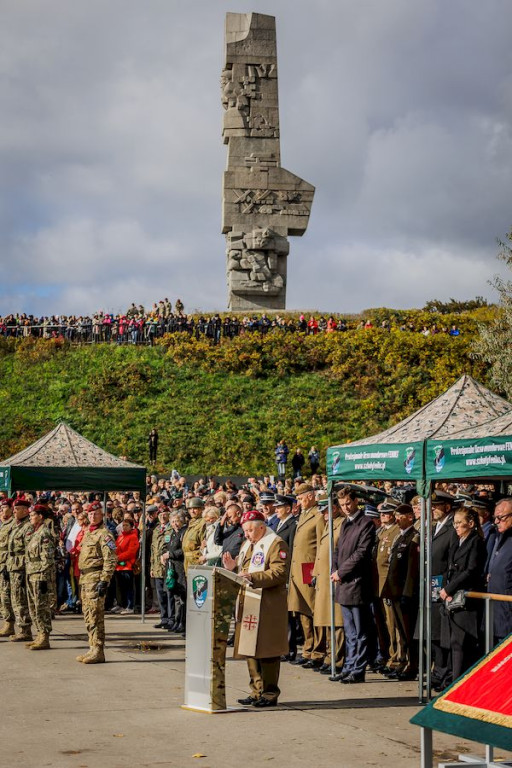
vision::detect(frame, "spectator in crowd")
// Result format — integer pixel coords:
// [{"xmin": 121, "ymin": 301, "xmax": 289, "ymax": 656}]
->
[
  {"xmin": 148, "ymin": 429, "xmax": 159, "ymax": 465},
  {"xmin": 275, "ymin": 440, "xmax": 289, "ymax": 481},
  {"xmin": 199, "ymin": 508, "xmax": 223, "ymax": 566},
  {"xmin": 291, "ymin": 448, "xmax": 305, "ymax": 480},
  {"xmin": 114, "ymin": 519, "xmax": 140, "ymax": 614},
  {"xmin": 182, "ymin": 498, "xmax": 206, "ymax": 574},
  {"xmin": 308, "ymin": 446, "xmax": 320, "ymax": 476},
  {"xmin": 487, "ymin": 498, "xmax": 512, "ymax": 644},
  {"xmin": 165, "ymin": 511, "xmax": 188, "ymax": 634},
  {"xmin": 151, "ymin": 508, "xmax": 174, "ymax": 630},
  {"xmin": 214, "ymin": 503, "xmax": 244, "ymax": 560}
]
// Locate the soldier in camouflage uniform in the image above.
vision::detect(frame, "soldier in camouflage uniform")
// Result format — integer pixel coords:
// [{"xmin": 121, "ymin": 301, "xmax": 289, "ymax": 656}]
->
[
  {"xmin": 25, "ymin": 503, "xmax": 55, "ymax": 650},
  {"xmin": 7, "ymin": 499, "xmax": 33, "ymax": 642},
  {"xmin": 77, "ymin": 501, "xmax": 117, "ymax": 664},
  {"xmin": 0, "ymin": 498, "xmax": 15, "ymax": 637},
  {"xmin": 182, "ymin": 498, "xmax": 206, "ymax": 574}
]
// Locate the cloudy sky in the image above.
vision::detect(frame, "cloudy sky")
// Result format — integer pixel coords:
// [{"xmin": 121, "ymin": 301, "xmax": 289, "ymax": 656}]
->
[{"xmin": 1, "ymin": 0, "xmax": 511, "ymax": 316}]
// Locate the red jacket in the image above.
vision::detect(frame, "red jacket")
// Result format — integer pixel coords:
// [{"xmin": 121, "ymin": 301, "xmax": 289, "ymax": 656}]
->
[{"xmin": 115, "ymin": 530, "xmax": 140, "ymax": 571}]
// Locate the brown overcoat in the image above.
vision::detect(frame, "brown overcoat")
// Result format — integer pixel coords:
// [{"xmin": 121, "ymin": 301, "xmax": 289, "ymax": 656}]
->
[
  {"xmin": 287, "ymin": 505, "xmax": 323, "ymax": 616},
  {"xmin": 236, "ymin": 535, "xmax": 289, "ymax": 659},
  {"xmin": 313, "ymin": 517, "xmax": 344, "ymax": 627}
]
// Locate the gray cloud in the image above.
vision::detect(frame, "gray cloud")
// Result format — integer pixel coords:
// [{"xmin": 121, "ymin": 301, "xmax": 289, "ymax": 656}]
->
[{"xmin": 1, "ymin": 0, "xmax": 511, "ymax": 316}]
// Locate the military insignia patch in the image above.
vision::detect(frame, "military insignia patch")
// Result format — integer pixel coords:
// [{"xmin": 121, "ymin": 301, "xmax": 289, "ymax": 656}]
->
[
  {"xmin": 106, "ymin": 539, "xmax": 116, "ymax": 550},
  {"xmin": 279, "ymin": 550, "xmax": 287, "ymax": 560},
  {"xmin": 251, "ymin": 551, "xmax": 265, "ymax": 567},
  {"xmin": 192, "ymin": 575, "xmax": 208, "ymax": 608}
]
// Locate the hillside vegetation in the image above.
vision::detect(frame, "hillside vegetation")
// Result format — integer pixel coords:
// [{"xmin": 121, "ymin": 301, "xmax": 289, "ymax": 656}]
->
[{"xmin": 0, "ymin": 306, "xmax": 494, "ymax": 475}]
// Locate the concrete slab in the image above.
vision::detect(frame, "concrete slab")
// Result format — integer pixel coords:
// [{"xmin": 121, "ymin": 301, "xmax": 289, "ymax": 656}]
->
[{"xmin": 0, "ymin": 615, "xmax": 508, "ymax": 768}]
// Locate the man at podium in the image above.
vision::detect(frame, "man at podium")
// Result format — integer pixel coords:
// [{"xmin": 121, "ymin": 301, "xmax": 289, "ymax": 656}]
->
[{"xmin": 222, "ymin": 510, "xmax": 289, "ymax": 708}]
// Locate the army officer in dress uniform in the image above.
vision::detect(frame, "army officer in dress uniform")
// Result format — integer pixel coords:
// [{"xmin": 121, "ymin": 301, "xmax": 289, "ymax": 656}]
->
[{"xmin": 223, "ymin": 510, "xmax": 289, "ymax": 708}]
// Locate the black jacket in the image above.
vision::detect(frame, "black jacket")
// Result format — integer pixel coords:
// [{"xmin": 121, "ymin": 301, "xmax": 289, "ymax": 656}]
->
[
  {"xmin": 441, "ymin": 530, "xmax": 487, "ymax": 640},
  {"xmin": 273, "ymin": 516, "xmax": 297, "ymax": 551},
  {"xmin": 166, "ymin": 526, "xmax": 186, "ymax": 588},
  {"xmin": 213, "ymin": 522, "xmax": 245, "ymax": 559},
  {"xmin": 333, "ymin": 510, "xmax": 375, "ymax": 606},
  {"xmin": 488, "ymin": 528, "xmax": 512, "ymax": 640}
]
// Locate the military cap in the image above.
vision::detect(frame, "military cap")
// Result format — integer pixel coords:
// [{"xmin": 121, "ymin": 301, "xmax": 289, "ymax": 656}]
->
[
  {"xmin": 260, "ymin": 491, "xmax": 276, "ymax": 503},
  {"xmin": 394, "ymin": 503, "xmax": 414, "ymax": 517},
  {"xmin": 364, "ymin": 503, "xmax": 380, "ymax": 519},
  {"xmin": 186, "ymin": 497, "xmax": 205, "ymax": 510},
  {"xmin": 13, "ymin": 498, "xmax": 31, "ymax": 508},
  {"xmin": 464, "ymin": 497, "xmax": 492, "ymax": 511},
  {"xmin": 0, "ymin": 497, "xmax": 13, "ymax": 508},
  {"xmin": 274, "ymin": 494, "xmax": 295, "ymax": 508},
  {"xmin": 86, "ymin": 500, "xmax": 102, "ymax": 512},
  {"xmin": 295, "ymin": 482, "xmax": 314, "ymax": 496},
  {"xmin": 379, "ymin": 499, "xmax": 399, "ymax": 514},
  {"xmin": 431, "ymin": 490, "xmax": 454, "ymax": 504},
  {"xmin": 241, "ymin": 493, "xmax": 255, "ymax": 504},
  {"xmin": 241, "ymin": 510, "xmax": 265, "ymax": 524}
]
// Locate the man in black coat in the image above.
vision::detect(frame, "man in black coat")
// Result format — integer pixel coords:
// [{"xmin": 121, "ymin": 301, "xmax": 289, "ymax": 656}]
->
[
  {"xmin": 383, "ymin": 504, "xmax": 420, "ymax": 681},
  {"xmin": 269, "ymin": 495, "xmax": 297, "ymax": 550},
  {"xmin": 213, "ymin": 503, "xmax": 245, "ymax": 559},
  {"xmin": 331, "ymin": 488, "xmax": 375, "ymax": 683},
  {"xmin": 430, "ymin": 491, "xmax": 457, "ymax": 689},
  {"xmin": 488, "ymin": 498, "xmax": 512, "ymax": 643}
]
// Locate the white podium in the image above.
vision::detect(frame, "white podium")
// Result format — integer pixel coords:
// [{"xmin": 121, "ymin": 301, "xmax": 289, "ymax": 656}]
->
[{"xmin": 181, "ymin": 566, "xmax": 247, "ymax": 713}]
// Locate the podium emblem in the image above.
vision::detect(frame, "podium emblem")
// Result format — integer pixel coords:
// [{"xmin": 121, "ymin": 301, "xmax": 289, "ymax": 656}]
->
[{"xmin": 192, "ymin": 575, "xmax": 208, "ymax": 608}]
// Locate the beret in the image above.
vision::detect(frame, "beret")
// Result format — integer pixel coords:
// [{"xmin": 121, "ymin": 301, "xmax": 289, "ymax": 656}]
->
[
  {"xmin": 394, "ymin": 504, "xmax": 414, "ymax": 516},
  {"xmin": 241, "ymin": 510, "xmax": 266, "ymax": 524},
  {"xmin": 13, "ymin": 498, "xmax": 31, "ymax": 508},
  {"xmin": 86, "ymin": 501, "xmax": 102, "ymax": 512},
  {"xmin": 0, "ymin": 498, "xmax": 13, "ymax": 508}
]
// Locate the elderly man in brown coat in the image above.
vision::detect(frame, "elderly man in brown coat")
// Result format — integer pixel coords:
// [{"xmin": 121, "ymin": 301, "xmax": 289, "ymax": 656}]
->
[
  {"xmin": 288, "ymin": 483, "xmax": 324, "ymax": 667},
  {"xmin": 223, "ymin": 510, "xmax": 289, "ymax": 707}
]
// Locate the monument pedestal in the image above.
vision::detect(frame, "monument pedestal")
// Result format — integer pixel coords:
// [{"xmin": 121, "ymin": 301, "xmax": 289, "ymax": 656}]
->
[{"xmin": 181, "ymin": 566, "xmax": 247, "ymax": 714}]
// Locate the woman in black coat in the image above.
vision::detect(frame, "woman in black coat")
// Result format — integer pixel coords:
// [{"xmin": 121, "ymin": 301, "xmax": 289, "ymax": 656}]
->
[
  {"xmin": 440, "ymin": 507, "xmax": 487, "ymax": 684},
  {"xmin": 165, "ymin": 511, "xmax": 188, "ymax": 633}
]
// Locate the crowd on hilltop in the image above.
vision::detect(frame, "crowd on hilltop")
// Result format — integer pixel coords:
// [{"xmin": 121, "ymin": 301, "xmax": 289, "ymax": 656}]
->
[
  {"xmin": 0, "ymin": 298, "xmax": 463, "ymax": 345},
  {"xmin": 1, "ymin": 466, "xmax": 510, "ymax": 693}
]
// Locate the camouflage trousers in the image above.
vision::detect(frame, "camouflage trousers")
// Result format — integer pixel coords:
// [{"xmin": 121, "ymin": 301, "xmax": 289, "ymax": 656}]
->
[
  {"xmin": 81, "ymin": 574, "xmax": 106, "ymax": 648},
  {"xmin": 0, "ymin": 573, "xmax": 14, "ymax": 623},
  {"xmin": 27, "ymin": 575, "xmax": 52, "ymax": 635},
  {"xmin": 9, "ymin": 570, "xmax": 31, "ymax": 632}
]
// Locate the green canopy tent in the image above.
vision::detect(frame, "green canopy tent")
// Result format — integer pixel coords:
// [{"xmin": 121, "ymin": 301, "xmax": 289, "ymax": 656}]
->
[
  {"xmin": 0, "ymin": 423, "xmax": 149, "ymax": 620},
  {"xmin": 324, "ymin": 375, "xmax": 512, "ymax": 697}
]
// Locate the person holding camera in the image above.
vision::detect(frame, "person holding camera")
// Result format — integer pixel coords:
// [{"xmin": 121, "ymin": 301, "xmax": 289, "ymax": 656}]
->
[
  {"xmin": 77, "ymin": 501, "xmax": 117, "ymax": 664},
  {"xmin": 25, "ymin": 502, "xmax": 55, "ymax": 650}
]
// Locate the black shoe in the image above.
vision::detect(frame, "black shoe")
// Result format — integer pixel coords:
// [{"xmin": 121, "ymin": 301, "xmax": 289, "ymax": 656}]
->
[
  {"xmin": 342, "ymin": 673, "xmax": 366, "ymax": 684},
  {"xmin": 329, "ymin": 669, "xmax": 349, "ymax": 682},
  {"xmin": 280, "ymin": 653, "xmax": 296, "ymax": 662},
  {"xmin": 154, "ymin": 622, "xmax": 167, "ymax": 629},
  {"xmin": 291, "ymin": 655, "xmax": 308, "ymax": 666},
  {"xmin": 237, "ymin": 696, "xmax": 258, "ymax": 706},
  {"xmin": 173, "ymin": 624, "xmax": 184, "ymax": 634},
  {"xmin": 395, "ymin": 670, "xmax": 418, "ymax": 682},
  {"xmin": 252, "ymin": 697, "xmax": 278, "ymax": 708},
  {"xmin": 226, "ymin": 636, "xmax": 235, "ymax": 647},
  {"xmin": 302, "ymin": 659, "xmax": 323, "ymax": 670},
  {"xmin": 317, "ymin": 663, "xmax": 331, "ymax": 673}
]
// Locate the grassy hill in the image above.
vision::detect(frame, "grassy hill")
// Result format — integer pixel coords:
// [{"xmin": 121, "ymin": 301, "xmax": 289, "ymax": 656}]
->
[{"xmin": 0, "ymin": 306, "xmax": 494, "ymax": 475}]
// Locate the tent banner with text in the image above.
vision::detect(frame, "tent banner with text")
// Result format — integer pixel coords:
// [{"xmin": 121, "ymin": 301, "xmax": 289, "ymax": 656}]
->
[
  {"xmin": 326, "ymin": 441, "xmax": 424, "ymax": 482},
  {"xmin": 426, "ymin": 436, "xmax": 512, "ymax": 481}
]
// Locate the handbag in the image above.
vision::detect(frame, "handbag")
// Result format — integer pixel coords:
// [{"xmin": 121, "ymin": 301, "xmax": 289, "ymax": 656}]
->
[
  {"xmin": 132, "ymin": 559, "xmax": 142, "ymax": 576},
  {"xmin": 444, "ymin": 589, "xmax": 466, "ymax": 613},
  {"xmin": 165, "ymin": 565, "xmax": 176, "ymax": 590}
]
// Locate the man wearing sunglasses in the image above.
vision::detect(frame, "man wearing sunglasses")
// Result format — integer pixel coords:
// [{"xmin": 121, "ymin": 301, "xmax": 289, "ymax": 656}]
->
[{"xmin": 487, "ymin": 498, "xmax": 512, "ymax": 645}]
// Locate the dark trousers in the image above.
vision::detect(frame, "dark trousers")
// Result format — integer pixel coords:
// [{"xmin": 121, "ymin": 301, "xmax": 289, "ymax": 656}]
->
[
  {"xmin": 115, "ymin": 571, "xmax": 134, "ymax": 609},
  {"xmin": 341, "ymin": 604, "xmax": 372, "ymax": 676},
  {"xmin": 155, "ymin": 577, "xmax": 175, "ymax": 625}
]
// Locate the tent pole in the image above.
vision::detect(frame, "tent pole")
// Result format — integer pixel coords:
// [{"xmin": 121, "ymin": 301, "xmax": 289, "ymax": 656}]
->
[
  {"xmin": 418, "ymin": 493, "xmax": 426, "ymax": 703},
  {"xmin": 141, "ymin": 500, "xmax": 146, "ymax": 624},
  {"xmin": 425, "ymin": 484, "xmax": 432, "ymax": 699},
  {"xmin": 328, "ymin": 489, "xmax": 336, "ymax": 677}
]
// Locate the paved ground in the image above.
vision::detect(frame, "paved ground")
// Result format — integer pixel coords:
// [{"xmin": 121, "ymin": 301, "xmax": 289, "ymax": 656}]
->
[{"xmin": 0, "ymin": 615, "xmax": 508, "ymax": 768}]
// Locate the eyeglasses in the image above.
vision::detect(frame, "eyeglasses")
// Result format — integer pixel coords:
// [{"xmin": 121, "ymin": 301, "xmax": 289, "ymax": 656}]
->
[{"xmin": 495, "ymin": 513, "xmax": 512, "ymax": 523}]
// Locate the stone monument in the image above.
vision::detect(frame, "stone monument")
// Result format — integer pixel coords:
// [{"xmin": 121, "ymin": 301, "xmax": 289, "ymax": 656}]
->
[{"xmin": 221, "ymin": 12, "xmax": 315, "ymax": 311}]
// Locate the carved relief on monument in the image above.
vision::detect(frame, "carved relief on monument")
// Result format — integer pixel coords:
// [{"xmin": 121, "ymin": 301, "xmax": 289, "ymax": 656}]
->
[{"xmin": 221, "ymin": 13, "xmax": 314, "ymax": 310}]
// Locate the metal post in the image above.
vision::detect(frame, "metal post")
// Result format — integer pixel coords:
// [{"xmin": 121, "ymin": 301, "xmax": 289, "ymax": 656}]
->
[
  {"xmin": 418, "ymin": 494, "xmax": 426, "ymax": 703},
  {"xmin": 141, "ymin": 501, "xmax": 147, "ymax": 624},
  {"xmin": 420, "ymin": 727, "xmax": 433, "ymax": 768},
  {"xmin": 328, "ymin": 490, "xmax": 336, "ymax": 677},
  {"xmin": 425, "ymin": 484, "xmax": 433, "ymax": 699}
]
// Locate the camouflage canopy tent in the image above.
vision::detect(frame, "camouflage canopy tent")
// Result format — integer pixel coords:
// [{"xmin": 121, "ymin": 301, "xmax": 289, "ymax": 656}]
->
[{"xmin": 0, "ymin": 422, "xmax": 146, "ymax": 495}]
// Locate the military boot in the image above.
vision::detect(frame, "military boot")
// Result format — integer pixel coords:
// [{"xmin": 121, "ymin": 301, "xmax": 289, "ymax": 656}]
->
[
  {"xmin": 76, "ymin": 647, "xmax": 92, "ymax": 663},
  {"xmin": 82, "ymin": 645, "xmax": 105, "ymax": 664},
  {"xmin": 30, "ymin": 633, "xmax": 50, "ymax": 650},
  {"xmin": 10, "ymin": 630, "xmax": 32, "ymax": 642},
  {"xmin": 0, "ymin": 621, "xmax": 15, "ymax": 637}
]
